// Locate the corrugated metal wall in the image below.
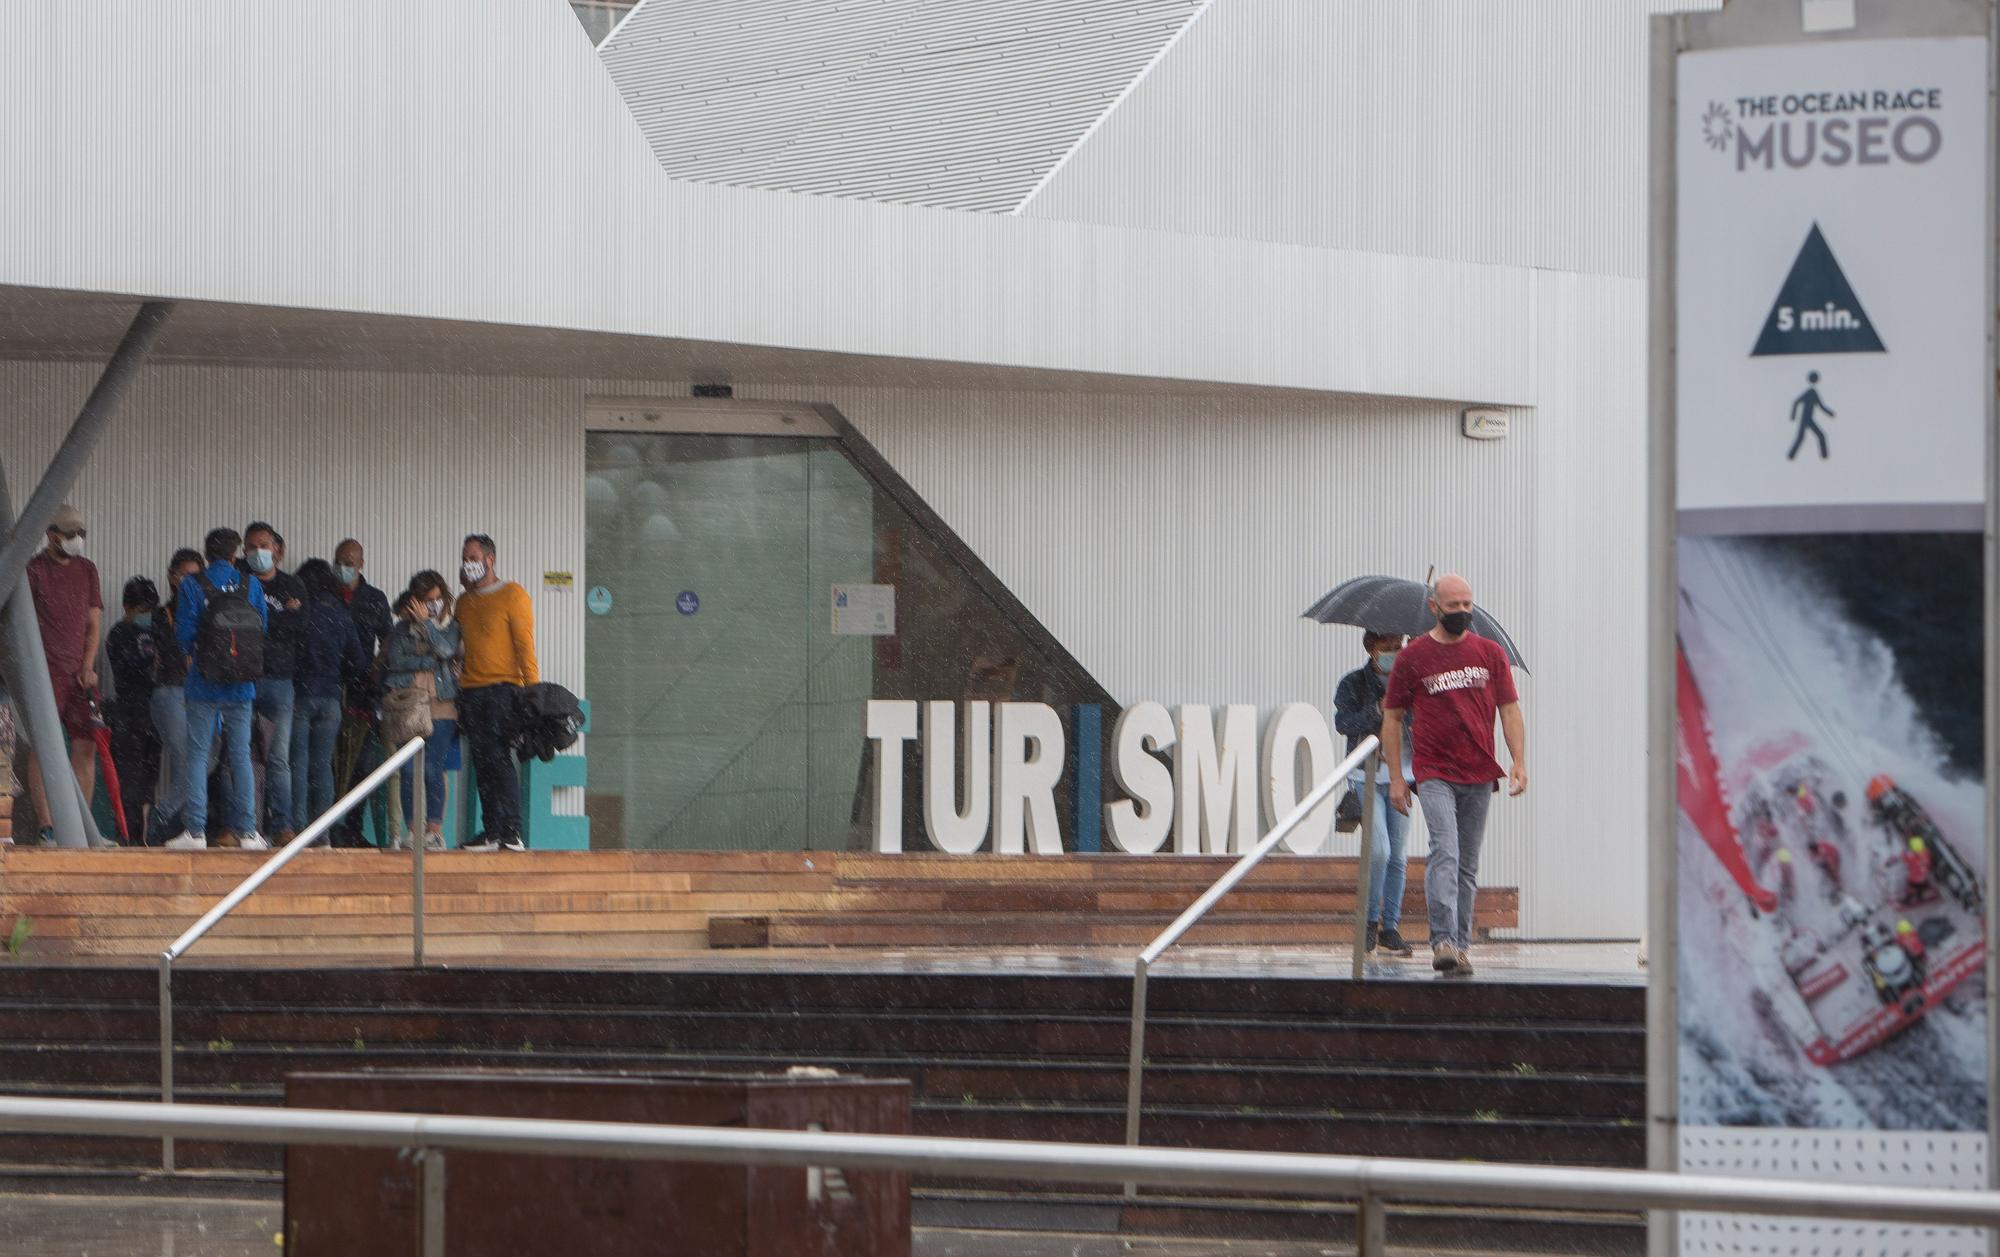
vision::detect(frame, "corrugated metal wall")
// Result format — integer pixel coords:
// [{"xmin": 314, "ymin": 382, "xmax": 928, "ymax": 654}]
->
[
  {"xmin": 1021, "ymin": 0, "xmax": 1664, "ymax": 278},
  {"xmin": 0, "ymin": 0, "xmax": 1533, "ymax": 407},
  {"xmin": 584, "ymin": 376, "xmax": 1554, "ymax": 932},
  {"xmin": 0, "ymin": 362, "xmax": 588, "ymax": 810},
  {"xmin": 824, "ymin": 381, "xmax": 1544, "ymax": 925},
  {"xmin": 1, "ymin": 357, "xmax": 1652, "ymax": 932},
  {"xmin": 1524, "ymin": 272, "xmax": 1649, "ymax": 938},
  {"xmin": 596, "ymin": 295, "xmax": 1651, "ymax": 939},
  {"xmin": 600, "ymin": 0, "xmax": 1207, "ymax": 212}
]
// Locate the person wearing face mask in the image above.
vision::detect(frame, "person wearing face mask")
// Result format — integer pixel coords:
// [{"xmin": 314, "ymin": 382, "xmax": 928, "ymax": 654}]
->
[
  {"xmin": 1333, "ymin": 631, "xmax": 1416, "ymax": 958},
  {"xmin": 167, "ymin": 528, "xmax": 271, "ymax": 851},
  {"xmin": 239, "ymin": 522, "xmax": 305, "ymax": 841},
  {"xmin": 103, "ymin": 577, "xmax": 166, "ymax": 843},
  {"xmin": 1380, "ymin": 574, "xmax": 1528, "ymax": 976},
  {"xmin": 380, "ymin": 571, "xmax": 462, "ymax": 850},
  {"xmin": 328, "ymin": 538, "xmax": 392, "ymax": 845},
  {"xmin": 19, "ymin": 503, "xmax": 104, "ymax": 845},
  {"xmin": 288, "ymin": 558, "xmax": 370, "ymax": 835},
  {"xmin": 144, "ymin": 549, "xmax": 203, "ymax": 845},
  {"xmin": 454, "ymin": 534, "xmax": 537, "ymax": 851}
]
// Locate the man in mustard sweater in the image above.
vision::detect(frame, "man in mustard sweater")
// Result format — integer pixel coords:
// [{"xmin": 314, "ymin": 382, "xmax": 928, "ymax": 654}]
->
[{"xmin": 456, "ymin": 533, "xmax": 538, "ymax": 851}]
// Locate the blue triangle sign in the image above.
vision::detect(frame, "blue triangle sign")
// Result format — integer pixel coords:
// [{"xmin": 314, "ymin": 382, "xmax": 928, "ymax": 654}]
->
[{"xmin": 1750, "ymin": 223, "xmax": 1885, "ymax": 357}]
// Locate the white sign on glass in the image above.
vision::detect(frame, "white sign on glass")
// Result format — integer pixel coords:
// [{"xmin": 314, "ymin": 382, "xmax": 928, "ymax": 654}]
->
[{"xmin": 831, "ymin": 583, "xmax": 895, "ymax": 636}]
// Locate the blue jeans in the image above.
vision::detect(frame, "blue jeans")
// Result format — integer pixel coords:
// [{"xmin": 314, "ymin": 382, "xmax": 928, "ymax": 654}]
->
[
  {"xmin": 1352, "ymin": 776, "xmax": 1409, "ymax": 930},
  {"xmin": 290, "ymin": 695, "xmax": 343, "ymax": 828},
  {"xmin": 399, "ymin": 718, "xmax": 457, "ymax": 827},
  {"xmin": 253, "ymin": 678, "xmax": 295, "ymax": 833},
  {"xmin": 147, "ymin": 687, "xmax": 188, "ymax": 841},
  {"xmin": 184, "ymin": 699, "xmax": 255, "ymax": 836},
  {"xmin": 1417, "ymin": 779, "xmax": 1494, "ymax": 951}
]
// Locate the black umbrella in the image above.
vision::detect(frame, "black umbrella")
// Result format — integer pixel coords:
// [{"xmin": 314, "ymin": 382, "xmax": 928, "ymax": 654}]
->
[{"xmin": 1302, "ymin": 574, "xmax": 1529, "ymax": 672}]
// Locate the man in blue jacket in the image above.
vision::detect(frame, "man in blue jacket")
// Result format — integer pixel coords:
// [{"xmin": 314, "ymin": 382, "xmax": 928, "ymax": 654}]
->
[{"xmin": 165, "ymin": 528, "xmax": 270, "ymax": 851}]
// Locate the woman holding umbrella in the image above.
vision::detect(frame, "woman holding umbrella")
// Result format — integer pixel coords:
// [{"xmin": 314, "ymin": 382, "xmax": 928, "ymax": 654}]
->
[{"xmin": 1335, "ymin": 632, "xmax": 1416, "ymax": 957}]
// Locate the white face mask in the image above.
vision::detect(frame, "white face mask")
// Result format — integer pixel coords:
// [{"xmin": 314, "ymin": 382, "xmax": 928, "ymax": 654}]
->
[
  {"xmin": 426, "ymin": 599, "xmax": 445, "ymax": 618},
  {"xmin": 58, "ymin": 534, "xmax": 84, "ymax": 557},
  {"xmin": 462, "ymin": 560, "xmax": 487, "ymax": 584}
]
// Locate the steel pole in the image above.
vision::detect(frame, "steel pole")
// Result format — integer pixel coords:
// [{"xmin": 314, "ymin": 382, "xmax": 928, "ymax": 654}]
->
[
  {"xmin": 0, "ymin": 302, "xmax": 173, "ymax": 609},
  {"xmin": 158, "ymin": 954, "xmax": 174, "ymax": 1172},
  {"xmin": 15, "ymin": 1096, "xmax": 2000, "ymax": 1230},
  {"xmin": 1121, "ymin": 957, "xmax": 1149, "ymax": 1198},
  {"xmin": 1981, "ymin": 3, "xmax": 1999, "ymax": 1250},
  {"xmin": 1644, "ymin": 13, "xmax": 1683, "ymax": 1257},
  {"xmin": 419, "ymin": 1146, "xmax": 446, "ymax": 1257},
  {"xmin": 0, "ymin": 459, "xmax": 89, "ymax": 848},
  {"xmin": 412, "ymin": 740, "xmax": 427, "ymax": 968},
  {"xmin": 1357, "ymin": 1192, "xmax": 1388, "ymax": 1257},
  {"xmin": 1350, "ymin": 750, "xmax": 1380, "ymax": 980}
]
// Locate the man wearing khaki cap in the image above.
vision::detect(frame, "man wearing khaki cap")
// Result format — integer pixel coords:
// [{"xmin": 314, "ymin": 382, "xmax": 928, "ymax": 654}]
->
[{"xmin": 21, "ymin": 503, "xmax": 104, "ymax": 844}]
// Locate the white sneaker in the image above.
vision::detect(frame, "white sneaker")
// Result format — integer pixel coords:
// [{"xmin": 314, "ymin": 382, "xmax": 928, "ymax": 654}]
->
[
  {"xmin": 388, "ymin": 830, "xmax": 412, "ymax": 852},
  {"xmin": 162, "ymin": 833, "xmax": 207, "ymax": 850},
  {"xmin": 236, "ymin": 832, "xmax": 271, "ymax": 851}
]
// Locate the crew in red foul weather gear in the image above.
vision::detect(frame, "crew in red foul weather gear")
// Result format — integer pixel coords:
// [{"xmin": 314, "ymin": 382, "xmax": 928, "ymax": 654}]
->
[
  {"xmin": 1895, "ymin": 918, "xmax": 1926, "ymax": 965},
  {"xmin": 1901, "ymin": 837, "xmax": 1935, "ymax": 905},
  {"xmin": 1773, "ymin": 847, "xmax": 1796, "ymax": 903}
]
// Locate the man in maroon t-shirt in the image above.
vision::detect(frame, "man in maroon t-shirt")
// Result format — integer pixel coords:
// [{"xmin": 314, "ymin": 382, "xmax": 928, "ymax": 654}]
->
[
  {"xmin": 21, "ymin": 503, "xmax": 104, "ymax": 843},
  {"xmin": 1379, "ymin": 573, "xmax": 1527, "ymax": 975}
]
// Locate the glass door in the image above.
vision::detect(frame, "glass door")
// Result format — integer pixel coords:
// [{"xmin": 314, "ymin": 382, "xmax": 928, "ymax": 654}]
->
[{"xmin": 585, "ymin": 429, "xmax": 823, "ymax": 850}]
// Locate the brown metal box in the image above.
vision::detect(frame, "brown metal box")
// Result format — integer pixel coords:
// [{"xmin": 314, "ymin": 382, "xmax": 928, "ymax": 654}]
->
[{"xmin": 283, "ymin": 1068, "xmax": 911, "ymax": 1257}]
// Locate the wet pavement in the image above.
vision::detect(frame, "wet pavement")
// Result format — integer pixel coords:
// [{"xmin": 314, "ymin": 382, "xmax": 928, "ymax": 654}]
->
[
  {"xmin": 59, "ymin": 941, "xmax": 1643, "ymax": 987},
  {"xmin": 0, "ymin": 1192, "xmax": 1375, "ymax": 1256}
]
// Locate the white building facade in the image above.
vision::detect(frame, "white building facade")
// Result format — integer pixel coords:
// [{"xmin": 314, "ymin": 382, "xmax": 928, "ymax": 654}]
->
[{"xmin": 0, "ymin": 0, "xmax": 1691, "ymax": 937}]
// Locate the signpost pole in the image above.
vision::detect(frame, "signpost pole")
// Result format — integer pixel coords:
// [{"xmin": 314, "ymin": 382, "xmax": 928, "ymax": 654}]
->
[
  {"xmin": 1661, "ymin": 7, "xmax": 1996, "ymax": 1257},
  {"xmin": 1645, "ymin": 14, "xmax": 1683, "ymax": 1257}
]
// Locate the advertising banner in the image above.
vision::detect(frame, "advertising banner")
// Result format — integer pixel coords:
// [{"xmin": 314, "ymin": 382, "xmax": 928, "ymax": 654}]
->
[{"xmin": 1672, "ymin": 33, "xmax": 1991, "ymax": 1257}]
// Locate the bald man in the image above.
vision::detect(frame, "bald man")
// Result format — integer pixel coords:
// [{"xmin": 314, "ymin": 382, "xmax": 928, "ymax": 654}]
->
[{"xmin": 1378, "ymin": 574, "xmax": 1527, "ymax": 976}]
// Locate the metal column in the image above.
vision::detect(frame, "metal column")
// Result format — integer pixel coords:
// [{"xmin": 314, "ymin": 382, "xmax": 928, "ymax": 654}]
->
[
  {"xmin": 412, "ymin": 741, "xmax": 427, "ymax": 967},
  {"xmin": 1981, "ymin": 4, "xmax": 1999, "ymax": 1252},
  {"xmin": 0, "ymin": 302, "xmax": 173, "ymax": 607},
  {"xmin": 0, "ymin": 467, "xmax": 91, "ymax": 848},
  {"xmin": 1643, "ymin": 15, "xmax": 1682, "ymax": 1256},
  {"xmin": 1349, "ymin": 750, "xmax": 1381, "ymax": 980},
  {"xmin": 418, "ymin": 1146, "xmax": 446, "ymax": 1257}
]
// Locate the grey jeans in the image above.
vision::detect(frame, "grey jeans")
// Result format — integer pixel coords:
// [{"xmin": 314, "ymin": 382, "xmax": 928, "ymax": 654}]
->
[{"xmin": 1417, "ymin": 779, "xmax": 1493, "ymax": 951}]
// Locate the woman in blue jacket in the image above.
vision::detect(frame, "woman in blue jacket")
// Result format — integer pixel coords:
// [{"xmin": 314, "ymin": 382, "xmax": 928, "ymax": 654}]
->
[
  {"xmin": 1334, "ymin": 632, "xmax": 1416, "ymax": 958},
  {"xmin": 288, "ymin": 559, "xmax": 369, "ymax": 834},
  {"xmin": 380, "ymin": 570, "xmax": 462, "ymax": 850}
]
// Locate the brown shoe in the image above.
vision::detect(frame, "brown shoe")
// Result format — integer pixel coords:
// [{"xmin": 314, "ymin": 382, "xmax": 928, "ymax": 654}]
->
[
  {"xmin": 1431, "ymin": 942, "xmax": 1458, "ymax": 973},
  {"xmin": 215, "ymin": 831, "xmax": 243, "ymax": 849},
  {"xmin": 274, "ymin": 830, "xmax": 297, "ymax": 844}
]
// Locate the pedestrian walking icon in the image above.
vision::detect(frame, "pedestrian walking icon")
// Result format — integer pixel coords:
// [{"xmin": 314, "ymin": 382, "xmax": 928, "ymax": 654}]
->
[{"xmin": 1787, "ymin": 371, "xmax": 1835, "ymax": 461}]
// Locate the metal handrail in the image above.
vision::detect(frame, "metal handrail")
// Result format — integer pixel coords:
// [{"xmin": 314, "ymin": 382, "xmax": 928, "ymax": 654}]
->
[
  {"xmin": 158, "ymin": 735, "xmax": 427, "ymax": 1170},
  {"xmin": 3, "ymin": 1096, "xmax": 1998, "ymax": 1257},
  {"xmin": 1123, "ymin": 735, "xmax": 1379, "ymax": 1164}
]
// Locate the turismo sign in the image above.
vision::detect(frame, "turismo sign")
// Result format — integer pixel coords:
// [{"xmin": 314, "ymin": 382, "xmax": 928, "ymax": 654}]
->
[{"xmin": 865, "ymin": 700, "xmax": 1348, "ymax": 857}]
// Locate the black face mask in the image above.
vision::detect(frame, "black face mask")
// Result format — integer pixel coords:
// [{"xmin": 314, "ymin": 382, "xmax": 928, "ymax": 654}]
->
[{"xmin": 1438, "ymin": 610, "xmax": 1474, "ymax": 635}]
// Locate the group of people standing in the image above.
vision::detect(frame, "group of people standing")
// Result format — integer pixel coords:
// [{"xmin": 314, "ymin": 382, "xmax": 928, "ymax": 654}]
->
[
  {"xmin": 1333, "ymin": 574, "xmax": 1527, "ymax": 975},
  {"xmin": 16, "ymin": 507, "xmax": 539, "ymax": 853}
]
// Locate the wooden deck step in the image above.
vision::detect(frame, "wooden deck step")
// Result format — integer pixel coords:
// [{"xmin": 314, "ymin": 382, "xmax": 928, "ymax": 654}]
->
[{"xmin": 0, "ymin": 848, "xmax": 1519, "ymax": 961}]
